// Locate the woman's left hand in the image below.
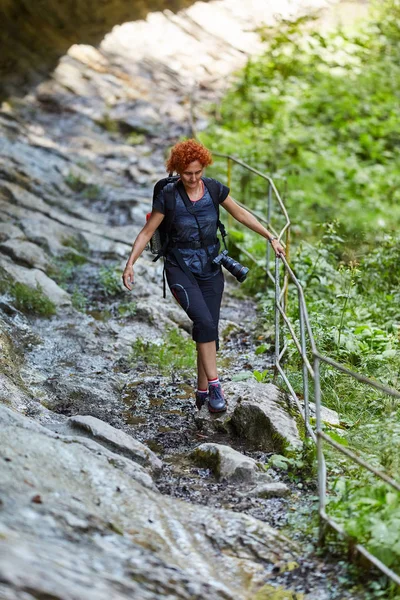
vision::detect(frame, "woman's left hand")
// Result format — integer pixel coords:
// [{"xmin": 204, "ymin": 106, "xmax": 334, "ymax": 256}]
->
[{"xmin": 271, "ymin": 238, "xmax": 286, "ymax": 258}]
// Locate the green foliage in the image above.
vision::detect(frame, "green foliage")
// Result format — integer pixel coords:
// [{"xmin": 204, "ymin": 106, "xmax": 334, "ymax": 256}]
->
[
  {"xmin": 117, "ymin": 302, "xmax": 137, "ymax": 318},
  {"xmin": 201, "ymin": 8, "xmax": 400, "ymax": 247},
  {"xmin": 61, "ymin": 235, "xmax": 89, "ymax": 255},
  {"xmin": 71, "ymin": 286, "xmax": 88, "ymax": 312},
  {"xmin": 202, "ymin": 2, "xmax": 400, "ymax": 582},
  {"xmin": 252, "ymin": 369, "xmax": 269, "ymax": 383},
  {"xmin": 49, "ymin": 256, "xmax": 86, "ymax": 288},
  {"xmin": 129, "ymin": 328, "xmax": 196, "ymax": 377},
  {"xmin": 99, "ymin": 265, "xmax": 123, "ymax": 297},
  {"xmin": 65, "ymin": 173, "xmax": 101, "ymax": 200},
  {"xmin": 268, "ymin": 438, "xmax": 316, "ymax": 480},
  {"xmin": 97, "ymin": 113, "xmax": 119, "ymax": 133},
  {"xmin": 12, "ymin": 282, "xmax": 56, "ymax": 316},
  {"xmin": 126, "ymin": 132, "xmax": 145, "ymax": 145}
]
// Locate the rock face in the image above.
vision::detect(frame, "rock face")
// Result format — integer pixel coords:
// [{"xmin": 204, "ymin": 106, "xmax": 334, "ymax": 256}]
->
[
  {"xmin": 195, "ymin": 381, "xmax": 303, "ymax": 453},
  {"xmin": 0, "ymin": 0, "xmax": 203, "ymax": 98},
  {"xmin": 0, "ymin": 405, "xmax": 298, "ymax": 599}
]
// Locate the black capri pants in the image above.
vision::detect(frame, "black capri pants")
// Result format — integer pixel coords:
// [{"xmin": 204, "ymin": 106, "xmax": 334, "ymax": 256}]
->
[{"xmin": 166, "ymin": 265, "xmax": 224, "ymax": 348}]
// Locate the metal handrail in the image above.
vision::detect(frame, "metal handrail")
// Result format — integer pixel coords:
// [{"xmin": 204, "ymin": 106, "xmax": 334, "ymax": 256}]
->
[{"xmin": 212, "ymin": 151, "xmax": 400, "ymax": 588}]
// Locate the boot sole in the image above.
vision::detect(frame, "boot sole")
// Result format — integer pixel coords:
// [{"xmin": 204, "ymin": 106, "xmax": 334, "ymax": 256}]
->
[{"xmin": 208, "ymin": 405, "xmax": 227, "ymax": 414}]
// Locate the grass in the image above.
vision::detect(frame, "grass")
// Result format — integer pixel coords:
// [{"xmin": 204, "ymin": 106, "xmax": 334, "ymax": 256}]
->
[
  {"xmin": 129, "ymin": 328, "xmax": 196, "ymax": 378},
  {"xmin": 12, "ymin": 282, "xmax": 56, "ymax": 316},
  {"xmin": 99, "ymin": 265, "xmax": 124, "ymax": 297}
]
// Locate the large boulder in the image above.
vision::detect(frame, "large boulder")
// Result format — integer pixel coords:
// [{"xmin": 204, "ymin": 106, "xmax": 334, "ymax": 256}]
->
[
  {"xmin": 0, "ymin": 405, "xmax": 299, "ymax": 599},
  {"xmin": 195, "ymin": 381, "xmax": 303, "ymax": 453}
]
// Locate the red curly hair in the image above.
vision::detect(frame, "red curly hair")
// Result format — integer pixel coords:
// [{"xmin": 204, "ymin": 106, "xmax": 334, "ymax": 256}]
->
[{"xmin": 166, "ymin": 139, "xmax": 213, "ymax": 174}]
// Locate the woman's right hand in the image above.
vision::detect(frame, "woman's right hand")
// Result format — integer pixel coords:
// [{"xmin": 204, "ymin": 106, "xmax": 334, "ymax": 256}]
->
[{"xmin": 122, "ymin": 264, "xmax": 134, "ymax": 291}]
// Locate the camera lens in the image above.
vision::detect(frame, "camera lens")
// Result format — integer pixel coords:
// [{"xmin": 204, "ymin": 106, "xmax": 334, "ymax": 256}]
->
[
  {"xmin": 235, "ymin": 265, "xmax": 249, "ymax": 282},
  {"xmin": 213, "ymin": 251, "xmax": 249, "ymax": 283}
]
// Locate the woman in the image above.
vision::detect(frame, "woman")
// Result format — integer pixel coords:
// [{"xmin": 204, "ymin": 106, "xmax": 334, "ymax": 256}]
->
[{"xmin": 122, "ymin": 139, "xmax": 285, "ymax": 413}]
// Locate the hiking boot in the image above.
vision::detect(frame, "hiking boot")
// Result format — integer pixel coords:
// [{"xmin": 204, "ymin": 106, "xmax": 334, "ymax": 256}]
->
[
  {"xmin": 208, "ymin": 383, "xmax": 226, "ymax": 413},
  {"xmin": 195, "ymin": 391, "xmax": 208, "ymax": 410}
]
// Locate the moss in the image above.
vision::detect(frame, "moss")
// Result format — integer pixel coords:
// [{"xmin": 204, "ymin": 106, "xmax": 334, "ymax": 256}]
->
[
  {"xmin": 251, "ymin": 584, "xmax": 304, "ymax": 599},
  {"xmin": 64, "ymin": 174, "xmax": 101, "ymax": 200},
  {"xmin": 97, "ymin": 114, "xmax": 119, "ymax": 133},
  {"xmin": 126, "ymin": 132, "xmax": 145, "ymax": 145},
  {"xmin": 61, "ymin": 234, "xmax": 89, "ymax": 255},
  {"xmin": 0, "ymin": 327, "xmax": 23, "ymax": 384},
  {"xmin": 230, "ymin": 403, "xmax": 289, "ymax": 454},
  {"xmin": 276, "ymin": 392, "xmax": 306, "ymax": 441},
  {"xmin": 191, "ymin": 448, "xmax": 221, "ymax": 478}
]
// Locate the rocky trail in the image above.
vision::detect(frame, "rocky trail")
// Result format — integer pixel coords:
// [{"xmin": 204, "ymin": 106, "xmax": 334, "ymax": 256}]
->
[{"xmin": 0, "ymin": 1, "xmax": 367, "ymax": 598}]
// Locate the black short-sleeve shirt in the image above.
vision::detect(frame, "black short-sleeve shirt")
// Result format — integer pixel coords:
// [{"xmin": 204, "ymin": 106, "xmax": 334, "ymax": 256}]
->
[{"xmin": 153, "ymin": 178, "xmax": 230, "ymax": 279}]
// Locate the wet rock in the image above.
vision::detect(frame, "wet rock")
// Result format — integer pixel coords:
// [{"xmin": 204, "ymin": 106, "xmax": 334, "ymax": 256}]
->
[
  {"xmin": 0, "ymin": 404, "xmax": 299, "ymax": 599},
  {"xmin": 192, "ymin": 443, "xmax": 262, "ymax": 483},
  {"xmin": 0, "ymin": 239, "xmax": 51, "ymax": 271},
  {"xmin": 195, "ymin": 381, "xmax": 302, "ymax": 453},
  {"xmin": 0, "ymin": 255, "xmax": 71, "ymax": 307},
  {"xmin": 68, "ymin": 414, "xmax": 163, "ymax": 475}
]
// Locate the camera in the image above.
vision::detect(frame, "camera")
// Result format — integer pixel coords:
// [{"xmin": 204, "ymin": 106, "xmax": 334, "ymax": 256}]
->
[{"xmin": 213, "ymin": 250, "xmax": 249, "ymax": 283}]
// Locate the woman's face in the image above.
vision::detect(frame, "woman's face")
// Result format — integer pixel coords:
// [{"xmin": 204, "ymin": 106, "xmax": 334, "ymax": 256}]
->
[{"xmin": 179, "ymin": 160, "xmax": 204, "ymax": 190}]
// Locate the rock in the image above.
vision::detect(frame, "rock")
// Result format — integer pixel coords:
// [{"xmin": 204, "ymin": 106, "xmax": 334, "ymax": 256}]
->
[
  {"xmin": 195, "ymin": 381, "xmax": 303, "ymax": 453},
  {"xmin": 192, "ymin": 442, "xmax": 262, "ymax": 483},
  {"xmin": 126, "ymin": 165, "xmax": 149, "ymax": 185},
  {"xmin": 0, "ymin": 254, "xmax": 71, "ymax": 307},
  {"xmin": 109, "ymin": 101, "xmax": 163, "ymax": 136},
  {"xmin": 0, "ymin": 239, "xmax": 51, "ymax": 271},
  {"xmin": 308, "ymin": 401, "xmax": 340, "ymax": 426},
  {"xmin": 68, "ymin": 414, "xmax": 163, "ymax": 475},
  {"xmin": 0, "ymin": 0, "xmax": 198, "ymax": 97},
  {"xmin": 0, "ymin": 222, "xmax": 26, "ymax": 242},
  {"xmin": 239, "ymin": 482, "xmax": 291, "ymax": 499},
  {"xmin": 0, "ymin": 404, "xmax": 299, "ymax": 599}
]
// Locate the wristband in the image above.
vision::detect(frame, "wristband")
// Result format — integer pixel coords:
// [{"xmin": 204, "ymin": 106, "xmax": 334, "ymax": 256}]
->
[{"xmin": 269, "ymin": 236, "xmax": 277, "ymax": 243}]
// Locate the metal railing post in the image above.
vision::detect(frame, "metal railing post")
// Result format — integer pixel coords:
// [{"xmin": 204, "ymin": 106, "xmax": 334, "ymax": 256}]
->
[
  {"xmin": 274, "ymin": 255, "xmax": 281, "ymax": 383},
  {"xmin": 227, "ymin": 157, "xmax": 233, "ymax": 230},
  {"xmin": 299, "ymin": 298, "xmax": 310, "ymax": 438},
  {"xmin": 314, "ymin": 353, "xmax": 327, "ymax": 545},
  {"xmin": 266, "ymin": 182, "xmax": 272, "ymax": 271},
  {"xmin": 283, "ymin": 227, "xmax": 290, "ymax": 312}
]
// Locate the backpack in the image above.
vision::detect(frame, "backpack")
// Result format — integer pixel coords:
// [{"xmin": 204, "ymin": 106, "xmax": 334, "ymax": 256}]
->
[
  {"xmin": 147, "ymin": 175, "xmax": 227, "ymax": 296},
  {"xmin": 148, "ymin": 175, "xmax": 227, "ymax": 260}
]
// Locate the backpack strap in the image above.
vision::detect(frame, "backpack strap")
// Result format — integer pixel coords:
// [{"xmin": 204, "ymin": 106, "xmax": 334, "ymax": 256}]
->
[
  {"xmin": 202, "ymin": 177, "xmax": 228, "ymax": 250},
  {"xmin": 153, "ymin": 180, "xmax": 197, "ymax": 296},
  {"xmin": 152, "ymin": 181, "xmax": 177, "ymax": 263}
]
